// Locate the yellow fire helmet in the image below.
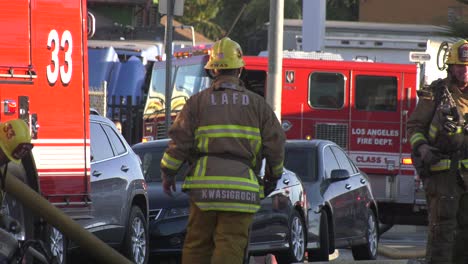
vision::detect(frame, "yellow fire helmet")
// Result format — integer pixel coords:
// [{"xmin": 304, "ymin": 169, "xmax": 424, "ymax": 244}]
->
[
  {"xmin": 0, "ymin": 119, "xmax": 33, "ymax": 163},
  {"xmin": 446, "ymin": 39, "xmax": 468, "ymax": 65},
  {"xmin": 204, "ymin": 37, "xmax": 245, "ymax": 70}
]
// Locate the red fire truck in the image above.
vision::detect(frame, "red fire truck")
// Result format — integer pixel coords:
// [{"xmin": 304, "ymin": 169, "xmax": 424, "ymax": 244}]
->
[
  {"xmin": 1, "ymin": 0, "xmax": 91, "ymax": 256},
  {"xmin": 243, "ymin": 52, "xmax": 425, "ymax": 226},
  {"xmin": 142, "ymin": 48, "xmax": 436, "ymax": 226}
]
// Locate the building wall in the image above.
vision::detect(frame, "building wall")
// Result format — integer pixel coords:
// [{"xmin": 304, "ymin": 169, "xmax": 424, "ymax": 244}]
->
[{"xmin": 359, "ymin": 0, "xmax": 466, "ymax": 25}]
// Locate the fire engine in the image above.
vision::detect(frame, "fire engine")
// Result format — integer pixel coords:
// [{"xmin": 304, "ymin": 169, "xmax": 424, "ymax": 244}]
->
[
  {"xmin": 142, "ymin": 46, "xmax": 441, "ymax": 227},
  {"xmin": 243, "ymin": 52, "xmax": 425, "ymax": 227},
  {"xmin": 1, "ymin": 0, "xmax": 92, "ymax": 260},
  {"xmin": 142, "ymin": 46, "xmax": 212, "ymax": 140}
]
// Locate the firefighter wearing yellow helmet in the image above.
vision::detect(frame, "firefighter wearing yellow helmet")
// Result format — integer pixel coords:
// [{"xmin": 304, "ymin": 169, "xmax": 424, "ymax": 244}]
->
[
  {"xmin": 160, "ymin": 37, "xmax": 285, "ymax": 263},
  {"xmin": 204, "ymin": 37, "xmax": 245, "ymax": 70},
  {"xmin": 0, "ymin": 119, "xmax": 33, "ymax": 165},
  {"xmin": 407, "ymin": 39, "xmax": 468, "ymax": 263}
]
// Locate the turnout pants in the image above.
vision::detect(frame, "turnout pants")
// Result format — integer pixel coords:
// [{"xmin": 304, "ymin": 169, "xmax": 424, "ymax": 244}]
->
[
  {"xmin": 182, "ymin": 200, "xmax": 254, "ymax": 264},
  {"xmin": 423, "ymin": 170, "xmax": 468, "ymax": 264}
]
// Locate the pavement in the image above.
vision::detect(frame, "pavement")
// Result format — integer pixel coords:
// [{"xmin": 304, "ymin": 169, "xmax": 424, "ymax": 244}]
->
[
  {"xmin": 250, "ymin": 225, "xmax": 428, "ymax": 264},
  {"xmin": 377, "ymin": 225, "xmax": 426, "ymax": 260}
]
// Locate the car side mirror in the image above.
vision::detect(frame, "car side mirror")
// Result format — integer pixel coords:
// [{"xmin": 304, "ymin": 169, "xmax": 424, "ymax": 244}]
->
[{"xmin": 330, "ymin": 169, "xmax": 350, "ymax": 181}]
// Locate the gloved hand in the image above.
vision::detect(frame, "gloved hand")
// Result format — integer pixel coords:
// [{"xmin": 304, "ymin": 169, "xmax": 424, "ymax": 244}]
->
[
  {"xmin": 417, "ymin": 144, "xmax": 442, "ymax": 165},
  {"xmin": 161, "ymin": 170, "xmax": 176, "ymax": 197}
]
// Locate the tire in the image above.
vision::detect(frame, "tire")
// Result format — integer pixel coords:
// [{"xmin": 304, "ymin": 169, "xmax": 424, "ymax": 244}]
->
[
  {"xmin": 276, "ymin": 210, "xmax": 306, "ymax": 263},
  {"xmin": 1, "ymin": 161, "xmax": 39, "ymax": 262},
  {"xmin": 44, "ymin": 226, "xmax": 68, "ymax": 264},
  {"xmin": 307, "ymin": 210, "xmax": 330, "ymax": 262},
  {"xmin": 123, "ymin": 206, "xmax": 149, "ymax": 264},
  {"xmin": 351, "ymin": 209, "xmax": 378, "ymax": 260}
]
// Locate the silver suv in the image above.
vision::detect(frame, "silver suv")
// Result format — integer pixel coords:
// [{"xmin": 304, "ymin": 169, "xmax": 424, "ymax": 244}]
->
[{"xmin": 86, "ymin": 114, "xmax": 149, "ymax": 264}]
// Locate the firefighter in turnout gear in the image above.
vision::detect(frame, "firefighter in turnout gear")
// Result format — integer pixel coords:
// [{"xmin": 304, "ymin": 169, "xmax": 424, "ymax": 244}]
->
[
  {"xmin": 0, "ymin": 119, "xmax": 33, "ymax": 166},
  {"xmin": 407, "ymin": 39, "xmax": 468, "ymax": 264},
  {"xmin": 160, "ymin": 37, "xmax": 286, "ymax": 264}
]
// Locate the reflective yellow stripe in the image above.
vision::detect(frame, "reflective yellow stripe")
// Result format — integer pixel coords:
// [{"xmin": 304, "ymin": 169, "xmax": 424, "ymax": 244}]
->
[
  {"xmin": 259, "ymin": 185, "xmax": 265, "ymax": 199},
  {"xmin": 430, "ymin": 159, "xmax": 451, "ymax": 172},
  {"xmin": 428, "ymin": 125, "xmax": 438, "ymax": 140},
  {"xmin": 196, "ymin": 202, "xmax": 260, "ymax": 213},
  {"xmin": 161, "ymin": 153, "xmax": 183, "ymax": 171},
  {"xmin": 448, "ymin": 126, "xmax": 463, "ymax": 136},
  {"xmin": 250, "ymin": 139, "xmax": 261, "ymax": 167},
  {"xmin": 410, "ymin": 132, "xmax": 427, "ymax": 147},
  {"xmin": 194, "ymin": 137, "xmax": 208, "ymax": 177},
  {"xmin": 272, "ymin": 162, "xmax": 284, "ymax": 176},
  {"xmin": 195, "ymin": 125, "xmax": 261, "ymax": 140},
  {"xmin": 183, "ymin": 176, "xmax": 260, "ymax": 192},
  {"xmin": 461, "ymin": 159, "xmax": 468, "ymax": 168}
]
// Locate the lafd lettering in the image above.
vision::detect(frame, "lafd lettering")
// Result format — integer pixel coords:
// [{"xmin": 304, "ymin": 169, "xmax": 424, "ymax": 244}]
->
[{"xmin": 210, "ymin": 92, "xmax": 249, "ymax": 105}]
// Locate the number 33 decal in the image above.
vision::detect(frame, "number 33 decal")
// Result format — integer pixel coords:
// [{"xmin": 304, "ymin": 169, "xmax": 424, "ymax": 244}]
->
[{"xmin": 47, "ymin": 29, "xmax": 73, "ymax": 85}]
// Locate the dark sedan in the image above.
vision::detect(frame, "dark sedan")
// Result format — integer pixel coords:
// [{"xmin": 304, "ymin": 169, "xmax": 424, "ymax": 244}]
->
[
  {"xmin": 286, "ymin": 140, "xmax": 379, "ymax": 261},
  {"xmin": 132, "ymin": 139, "xmax": 379, "ymax": 262},
  {"xmin": 132, "ymin": 139, "xmax": 308, "ymax": 263}
]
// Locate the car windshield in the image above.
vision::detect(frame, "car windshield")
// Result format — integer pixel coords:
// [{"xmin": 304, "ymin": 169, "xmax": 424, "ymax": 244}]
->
[
  {"xmin": 134, "ymin": 146, "xmax": 188, "ymax": 182},
  {"xmin": 284, "ymin": 145, "xmax": 318, "ymax": 182}
]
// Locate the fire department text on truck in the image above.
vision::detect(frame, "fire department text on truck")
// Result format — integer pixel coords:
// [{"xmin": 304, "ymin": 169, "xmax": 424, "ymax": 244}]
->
[{"xmin": 352, "ymin": 128, "xmax": 399, "ymax": 146}]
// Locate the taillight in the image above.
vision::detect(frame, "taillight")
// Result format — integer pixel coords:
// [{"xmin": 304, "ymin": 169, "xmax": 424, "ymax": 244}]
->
[
  {"xmin": 3, "ymin": 99, "xmax": 17, "ymax": 114},
  {"xmin": 142, "ymin": 136, "xmax": 153, "ymax": 143},
  {"xmin": 402, "ymin": 157, "xmax": 412, "ymax": 165}
]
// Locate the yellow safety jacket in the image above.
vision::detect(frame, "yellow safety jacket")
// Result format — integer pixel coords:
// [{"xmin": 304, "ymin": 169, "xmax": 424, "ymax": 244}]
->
[
  {"xmin": 161, "ymin": 75, "xmax": 285, "ymax": 213},
  {"xmin": 408, "ymin": 78, "xmax": 468, "ymax": 172}
]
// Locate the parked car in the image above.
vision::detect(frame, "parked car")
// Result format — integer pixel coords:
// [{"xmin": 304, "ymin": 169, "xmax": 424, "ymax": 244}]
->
[
  {"xmin": 132, "ymin": 139, "xmax": 379, "ymax": 263},
  {"xmin": 132, "ymin": 139, "xmax": 308, "ymax": 263},
  {"xmin": 55, "ymin": 114, "xmax": 150, "ymax": 264},
  {"xmin": 285, "ymin": 139, "xmax": 379, "ymax": 261}
]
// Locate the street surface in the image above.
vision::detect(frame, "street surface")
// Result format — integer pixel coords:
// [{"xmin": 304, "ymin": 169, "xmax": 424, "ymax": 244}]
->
[
  {"xmin": 315, "ymin": 225, "xmax": 426, "ymax": 263},
  {"xmin": 247, "ymin": 225, "xmax": 428, "ymax": 264},
  {"xmin": 150, "ymin": 224, "xmax": 428, "ymax": 264}
]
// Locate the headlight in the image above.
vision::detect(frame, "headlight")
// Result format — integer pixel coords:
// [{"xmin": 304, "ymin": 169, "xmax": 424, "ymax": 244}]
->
[{"xmin": 163, "ymin": 207, "xmax": 190, "ymax": 219}]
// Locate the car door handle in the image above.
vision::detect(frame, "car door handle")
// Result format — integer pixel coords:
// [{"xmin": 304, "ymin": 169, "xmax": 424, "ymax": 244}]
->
[
  {"xmin": 121, "ymin": 165, "xmax": 129, "ymax": 172},
  {"xmin": 92, "ymin": 170, "xmax": 102, "ymax": 177},
  {"xmin": 360, "ymin": 178, "xmax": 366, "ymax": 184},
  {"xmin": 283, "ymin": 179, "xmax": 290, "ymax": 185},
  {"xmin": 345, "ymin": 184, "xmax": 351, "ymax": 190}
]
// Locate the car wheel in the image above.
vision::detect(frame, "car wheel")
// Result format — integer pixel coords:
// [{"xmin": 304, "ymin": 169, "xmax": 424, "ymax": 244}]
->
[
  {"xmin": 276, "ymin": 210, "xmax": 306, "ymax": 263},
  {"xmin": 307, "ymin": 210, "xmax": 330, "ymax": 262},
  {"xmin": 2, "ymin": 162, "xmax": 41, "ymax": 263},
  {"xmin": 351, "ymin": 209, "xmax": 378, "ymax": 260},
  {"xmin": 123, "ymin": 206, "xmax": 148, "ymax": 264},
  {"xmin": 45, "ymin": 226, "xmax": 68, "ymax": 264}
]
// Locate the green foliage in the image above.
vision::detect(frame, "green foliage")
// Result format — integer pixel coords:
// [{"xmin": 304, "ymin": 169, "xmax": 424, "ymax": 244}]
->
[
  {"xmin": 326, "ymin": 0, "xmax": 359, "ymax": 21},
  {"xmin": 176, "ymin": 0, "xmax": 358, "ymax": 48},
  {"xmin": 448, "ymin": 21, "xmax": 468, "ymax": 38},
  {"xmin": 217, "ymin": 0, "xmax": 302, "ymax": 51},
  {"xmin": 177, "ymin": 0, "xmax": 226, "ymax": 40}
]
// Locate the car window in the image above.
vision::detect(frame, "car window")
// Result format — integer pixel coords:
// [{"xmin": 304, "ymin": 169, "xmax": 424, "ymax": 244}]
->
[
  {"xmin": 331, "ymin": 146, "xmax": 355, "ymax": 174},
  {"xmin": 323, "ymin": 146, "xmax": 340, "ymax": 179},
  {"xmin": 102, "ymin": 124, "xmax": 127, "ymax": 155},
  {"xmin": 134, "ymin": 146, "xmax": 188, "ymax": 182},
  {"xmin": 90, "ymin": 122, "xmax": 114, "ymax": 162},
  {"xmin": 284, "ymin": 146, "xmax": 317, "ymax": 181}
]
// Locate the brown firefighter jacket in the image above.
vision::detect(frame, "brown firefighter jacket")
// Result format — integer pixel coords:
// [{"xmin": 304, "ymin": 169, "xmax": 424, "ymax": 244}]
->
[
  {"xmin": 408, "ymin": 78, "xmax": 468, "ymax": 173},
  {"xmin": 160, "ymin": 75, "xmax": 286, "ymax": 213}
]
